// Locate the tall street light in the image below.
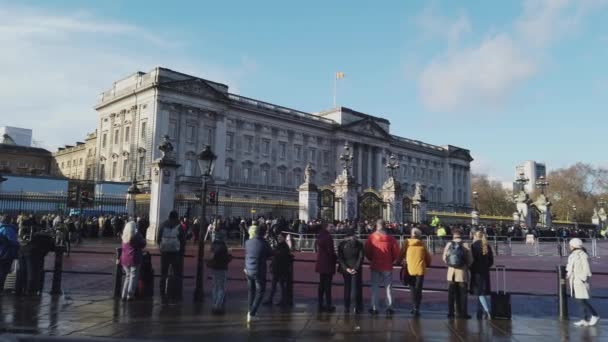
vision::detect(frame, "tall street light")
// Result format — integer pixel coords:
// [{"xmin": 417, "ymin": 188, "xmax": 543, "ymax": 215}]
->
[
  {"xmin": 194, "ymin": 145, "xmax": 216, "ymax": 302},
  {"xmin": 472, "ymin": 191, "xmax": 479, "ymax": 212},
  {"xmin": 127, "ymin": 178, "xmax": 142, "ymax": 218}
]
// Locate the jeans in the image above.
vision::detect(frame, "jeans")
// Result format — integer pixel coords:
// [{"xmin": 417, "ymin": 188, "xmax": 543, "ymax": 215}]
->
[
  {"xmin": 318, "ymin": 273, "xmax": 333, "ymax": 308},
  {"xmin": 410, "ymin": 275, "xmax": 425, "ymax": 311},
  {"xmin": 212, "ymin": 269, "xmax": 227, "ymax": 309},
  {"xmin": 578, "ymin": 299, "xmax": 598, "ymax": 320},
  {"xmin": 0, "ymin": 259, "xmax": 13, "ymax": 291},
  {"xmin": 121, "ymin": 265, "xmax": 140, "ymax": 299},
  {"xmin": 448, "ymin": 281, "xmax": 469, "ymax": 317},
  {"xmin": 371, "ymin": 270, "xmax": 393, "ymax": 310},
  {"xmin": 160, "ymin": 252, "xmax": 183, "ymax": 299},
  {"xmin": 247, "ymin": 273, "xmax": 266, "ymax": 316},
  {"xmin": 342, "ymin": 271, "xmax": 363, "ymax": 311}
]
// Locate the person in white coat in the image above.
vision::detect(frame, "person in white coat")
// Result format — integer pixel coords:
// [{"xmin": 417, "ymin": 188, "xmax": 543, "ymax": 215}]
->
[{"xmin": 566, "ymin": 238, "xmax": 599, "ymax": 327}]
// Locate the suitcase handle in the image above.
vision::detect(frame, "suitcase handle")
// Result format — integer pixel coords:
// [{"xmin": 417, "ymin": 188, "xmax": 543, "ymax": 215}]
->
[{"xmin": 494, "ymin": 265, "xmax": 507, "ymax": 293}]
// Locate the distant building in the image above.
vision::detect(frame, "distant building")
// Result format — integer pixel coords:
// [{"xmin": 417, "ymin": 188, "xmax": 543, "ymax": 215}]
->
[
  {"xmin": 52, "ymin": 131, "xmax": 97, "ymax": 180},
  {"xmin": 0, "ymin": 138, "xmax": 52, "ymax": 176},
  {"xmin": 0, "ymin": 126, "xmax": 32, "ymax": 147},
  {"xmin": 514, "ymin": 160, "xmax": 546, "ymax": 193}
]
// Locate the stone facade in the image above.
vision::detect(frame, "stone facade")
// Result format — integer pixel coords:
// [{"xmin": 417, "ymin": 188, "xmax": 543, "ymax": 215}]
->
[
  {"xmin": 52, "ymin": 131, "xmax": 97, "ymax": 180},
  {"xmin": 0, "ymin": 144, "xmax": 52, "ymax": 176},
  {"xmin": 94, "ymin": 67, "xmax": 473, "ymax": 211}
]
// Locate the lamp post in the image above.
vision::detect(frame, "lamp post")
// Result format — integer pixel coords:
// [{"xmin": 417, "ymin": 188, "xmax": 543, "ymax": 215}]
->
[
  {"xmin": 535, "ymin": 176, "xmax": 549, "ymax": 195},
  {"xmin": 473, "ymin": 191, "xmax": 479, "ymax": 212},
  {"xmin": 339, "ymin": 142, "xmax": 354, "ymax": 175},
  {"xmin": 572, "ymin": 205, "xmax": 578, "ymax": 229},
  {"xmin": 127, "ymin": 178, "xmax": 142, "ymax": 218},
  {"xmin": 193, "ymin": 145, "xmax": 216, "ymax": 302},
  {"xmin": 385, "ymin": 153, "xmax": 399, "ymax": 179}
]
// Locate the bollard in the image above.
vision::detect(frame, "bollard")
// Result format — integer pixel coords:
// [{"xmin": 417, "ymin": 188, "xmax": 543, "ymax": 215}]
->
[
  {"xmin": 557, "ymin": 265, "xmax": 569, "ymax": 320},
  {"xmin": 50, "ymin": 246, "xmax": 65, "ymax": 295},
  {"xmin": 431, "ymin": 236, "xmax": 436, "ymax": 255},
  {"xmin": 112, "ymin": 247, "xmax": 123, "ymax": 299}
]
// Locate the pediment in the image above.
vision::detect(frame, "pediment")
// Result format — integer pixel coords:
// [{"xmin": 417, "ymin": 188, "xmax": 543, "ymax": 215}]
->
[
  {"xmin": 448, "ymin": 148, "xmax": 474, "ymax": 162},
  {"xmin": 341, "ymin": 119, "xmax": 390, "ymax": 140},
  {"xmin": 161, "ymin": 78, "xmax": 228, "ymax": 101}
]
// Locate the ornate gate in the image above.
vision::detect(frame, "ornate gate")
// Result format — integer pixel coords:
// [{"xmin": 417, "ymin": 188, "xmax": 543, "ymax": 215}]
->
[
  {"xmin": 319, "ymin": 188, "xmax": 335, "ymax": 222},
  {"xmin": 359, "ymin": 190, "xmax": 384, "ymax": 221},
  {"xmin": 402, "ymin": 196, "xmax": 412, "ymax": 222}
]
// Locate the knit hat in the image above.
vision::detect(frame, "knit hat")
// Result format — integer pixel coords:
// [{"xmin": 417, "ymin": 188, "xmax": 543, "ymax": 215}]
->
[{"xmin": 569, "ymin": 238, "xmax": 583, "ymax": 249}]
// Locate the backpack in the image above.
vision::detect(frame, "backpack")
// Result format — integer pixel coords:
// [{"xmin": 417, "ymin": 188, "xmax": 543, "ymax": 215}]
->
[
  {"xmin": 446, "ymin": 241, "xmax": 465, "ymax": 268},
  {"xmin": 159, "ymin": 225, "xmax": 181, "ymax": 253},
  {"xmin": 0, "ymin": 225, "xmax": 19, "ymax": 260}
]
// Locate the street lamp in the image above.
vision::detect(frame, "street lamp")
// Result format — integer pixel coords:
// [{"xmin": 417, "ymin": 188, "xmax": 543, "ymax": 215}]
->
[
  {"xmin": 473, "ymin": 191, "xmax": 479, "ymax": 212},
  {"xmin": 194, "ymin": 145, "xmax": 216, "ymax": 302},
  {"xmin": 385, "ymin": 153, "xmax": 399, "ymax": 179},
  {"xmin": 535, "ymin": 176, "xmax": 549, "ymax": 195},
  {"xmin": 127, "ymin": 178, "xmax": 142, "ymax": 218}
]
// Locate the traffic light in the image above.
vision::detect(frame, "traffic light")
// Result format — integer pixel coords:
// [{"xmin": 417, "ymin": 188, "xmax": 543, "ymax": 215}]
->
[
  {"xmin": 208, "ymin": 191, "xmax": 216, "ymax": 204},
  {"xmin": 81, "ymin": 191, "xmax": 92, "ymax": 206},
  {"xmin": 67, "ymin": 189, "xmax": 79, "ymax": 208}
]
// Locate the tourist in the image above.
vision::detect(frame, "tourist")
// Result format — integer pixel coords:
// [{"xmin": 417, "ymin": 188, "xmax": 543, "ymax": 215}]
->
[
  {"xmin": 119, "ymin": 221, "xmax": 146, "ymax": 301},
  {"xmin": 157, "ymin": 210, "xmax": 186, "ymax": 301},
  {"xmin": 263, "ymin": 233, "xmax": 293, "ymax": 307},
  {"xmin": 470, "ymin": 231, "xmax": 494, "ymax": 320},
  {"xmin": 364, "ymin": 219, "xmax": 400, "ymax": 315},
  {"xmin": 567, "ymin": 238, "xmax": 600, "ymax": 327},
  {"xmin": 401, "ymin": 227, "xmax": 432, "ymax": 317},
  {"xmin": 337, "ymin": 229, "xmax": 364, "ymax": 314},
  {"xmin": 443, "ymin": 228, "xmax": 473, "ymax": 319},
  {"xmin": 315, "ymin": 224, "xmax": 337, "ymax": 313},
  {"xmin": 248, "ymin": 220, "xmax": 258, "ymax": 240},
  {"xmin": 0, "ymin": 216, "xmax": 19, "ymax": 291},
  {"xmin": 18, "ymin": 231, "xmax": 55, "ymax": 296},
  {"xmin": 244, "ymin": 225, "xmax": 273, "ymax": 323},
  {"xmin": 207, "ymin": 230, "xmax": 232, "ymax": 314}
]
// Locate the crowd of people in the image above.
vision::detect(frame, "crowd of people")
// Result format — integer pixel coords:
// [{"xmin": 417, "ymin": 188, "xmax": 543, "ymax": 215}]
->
[{"xmin": 0, "ymin": 210, "xmax": 602, "ymax": 328}]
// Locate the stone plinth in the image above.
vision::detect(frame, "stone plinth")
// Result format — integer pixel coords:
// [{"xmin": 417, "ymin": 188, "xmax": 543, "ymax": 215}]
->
[
  {"xmin": 298, "ymin": 182, "xmax": 318, "ymax": 223},
  {"xmin": 533, "ymin": 194, "xmax": 552, "ymax": 228},
  {"xmin": 411, "ymin": 183, "xmax": 428, "ymax": 224},
  {"xmin": 471, "ymin": 210, "xmax": 480, "ymax": 226},
  {"xmin": 333, "ymin": 170, "xmax": 358, "ymax": 221},
  {"xmin": 514, "ymin": 190, "xmax": 532, "ymax": 227},
  {"xmin": 381, "ymin": 177, "xmax": 402, "ymax": 223},
  {"xmin": 146, "ymin": 159, "xmax": 180, "ymax": 242}
]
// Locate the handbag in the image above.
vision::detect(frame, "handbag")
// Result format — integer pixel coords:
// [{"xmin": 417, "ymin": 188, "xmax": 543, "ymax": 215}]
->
[{"xmin": 400, "ymin": 265, "xmax": 413, "ymax": 287}]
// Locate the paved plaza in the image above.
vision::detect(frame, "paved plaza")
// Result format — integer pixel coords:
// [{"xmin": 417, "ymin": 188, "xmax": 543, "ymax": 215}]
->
[{"xmin": 0, "ymin": 240, "xmax": 606, "ymax": 341}]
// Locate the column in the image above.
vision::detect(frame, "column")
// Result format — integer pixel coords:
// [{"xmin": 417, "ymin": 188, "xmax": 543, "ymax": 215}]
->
[
  {"xmin": 214, "ymin": 113, "xmax": 227, "ymax": 181},
  {"xmin": 147, "ymin": 159, "xmax": 180, "ymax": 242},
  {"xmin": 357, "ymin": 143, "xmax": 363, "ymax": 185},
  {"xmin": 376, "ymin": 148, "xmax": 383, "ymax": 189},
  {"xmin": 367, "ymin": 146, "xmax": 372, "ymax": 189}
]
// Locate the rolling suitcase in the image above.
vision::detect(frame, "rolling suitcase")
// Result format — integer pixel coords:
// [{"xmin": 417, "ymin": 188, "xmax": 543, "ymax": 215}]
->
[{"xmin": 491, "ymin": 265, "xmax": 511, "ymax": 320}]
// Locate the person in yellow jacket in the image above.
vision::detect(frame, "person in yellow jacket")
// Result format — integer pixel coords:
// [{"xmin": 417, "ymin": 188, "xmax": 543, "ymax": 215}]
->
[{"xmin": 401, "ymin": 228, "xmax": 432, "ymax": 317}]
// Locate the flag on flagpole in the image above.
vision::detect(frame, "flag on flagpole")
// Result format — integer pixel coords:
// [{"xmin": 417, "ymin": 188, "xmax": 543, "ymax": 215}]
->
[{"xmin": 336, "ymin": 72, "xmax": 345, "ymax": 80}]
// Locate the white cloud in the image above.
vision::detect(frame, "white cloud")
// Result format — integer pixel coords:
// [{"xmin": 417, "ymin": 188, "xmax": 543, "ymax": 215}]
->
[
  {"xmin": 416, "ymin": 0, "xmax": 608, "ymax": 112},
  {"xmin": 414, "ymin": 6, "xmax": 472, "ymax": 47},
  {"xmin": 0, "ymin": 6, "xmax": 255, "ymax": 150}
]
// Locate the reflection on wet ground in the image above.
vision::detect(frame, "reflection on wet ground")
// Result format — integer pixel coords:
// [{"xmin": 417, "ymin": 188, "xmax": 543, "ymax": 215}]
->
[{"xmin": 0, "ymin": 293, "xmax": 605, "ymax": 341}]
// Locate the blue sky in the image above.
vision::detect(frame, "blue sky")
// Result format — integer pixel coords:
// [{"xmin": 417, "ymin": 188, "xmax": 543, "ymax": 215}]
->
[{"xmin": 1, "ymin": 0, "xmax": 607, "ymax": 181}]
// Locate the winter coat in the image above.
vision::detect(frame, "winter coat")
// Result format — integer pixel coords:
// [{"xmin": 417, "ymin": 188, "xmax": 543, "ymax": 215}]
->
[
  {"xmin": 245, "ymin": 237, "xmax": 273, "ymax": 279},
  {"xmin": 315, "ymin": 229, "xmax": 337, "ymax": 274},
  {"xmin": 270, "ymin": 241, "xmax": 293, "ymax": 275},
  {"xmin": 402, "ymin": 238, "xmax": 432, "ymax": 276},
  {"xmin": 364, "ymin": 231, "xmax": 400, "ymax": 272},
  {"xmin": 337, "ymin": 238, "xmax": 364, "ymax": 274},
  {"xmin": 442, "ymin": 238, "xmax": 473, "ymax": 283},
  {"xmin": 208, "ymin": 240, "xmax": 232, "ymax": 270},
  {"xmin": 120, "ymin": 233, "xmax": 146, "ymax": 267},
  {"xmin": 566, "ymin": 248, "xmax": 592, "ymax": 299},
  {"xmin": 469, "ymin": 240, "xmax": 494, "ymax": 295}
]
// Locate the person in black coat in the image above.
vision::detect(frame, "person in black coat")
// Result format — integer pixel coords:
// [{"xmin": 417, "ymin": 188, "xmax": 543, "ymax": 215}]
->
[
  {"xmin": 337, "ymin": 229, "xmax": 364, "ymax": 314},
  {"xmin": 263, "ymin": 233, "xmax": 293, "ymax": 306},
  {"xmin": 470, "ymin": 231, "xmax": 494, "ymax": 320}
]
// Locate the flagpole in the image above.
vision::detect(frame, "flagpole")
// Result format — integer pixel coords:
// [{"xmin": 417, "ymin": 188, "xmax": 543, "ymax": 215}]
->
[{"xmin": 333, "ymin": 75, "xmax": 337, "ymax": 108}]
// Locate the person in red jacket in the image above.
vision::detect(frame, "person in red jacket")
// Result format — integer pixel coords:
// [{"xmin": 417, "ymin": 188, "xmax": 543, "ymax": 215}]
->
[
  {"xmin": 315, "ymin": 224, "xmax": 337, "ymax": 313},
  {"xmin": 364, "ymin": 219, "xmax": 400, "ymax": 315}
]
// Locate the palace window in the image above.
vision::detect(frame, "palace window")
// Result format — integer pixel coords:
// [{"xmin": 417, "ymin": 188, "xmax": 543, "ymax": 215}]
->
[
  {"xmin": 309, "ymin": 148, "xmax": 316, "ymax": 164},
  {"xmin": 278, "ymin": 170, "xmax": 285, "ymax": 187},
  {"xmin": 138, "ymin": 156, "xmax": 145, "ymax": 176},
  {"xmin": 186, "ymin": 124, "xmax": 196, "ymax": 143},
  {"xmin": 140, "ymin": 122, "xmax": 147, "ymax": 139},
  {"xmin": 206, "ymin": 128, "xmax": 213, "ymax": 145},
  {"xmin": 99, "ymin": 164, "xmax": 105, "ymax": 179},
  {"xmin": 122, "ymin": 158, "xmax": 129, "ymax": 177},
  {"xmin": 168, "ymin": 120, "xmax": 178, "ymax": 139},
  {"xmin": 262, "ymin": 139, "xmax": 270, "ymax": 156},
  {"xmin": 245, "ymin": 136, "xmax": 253, "ymax": 153},
  {"xmin": 114, "ymin": 129, "xmax": 119, "ymax": 144},
  {"xmin": 243, "ymin": 166, "xmax": 252, "ymax": 183},
  {"xmin": 111, "ymin": 161, "xmax": 117, "ymax": 178},
  {"xmin": 261, "ymin": 169, "xmax": 269, "ymax": 185},
  {"xmin": 294, "ymin": 145, "xmax": 302, "ymax": 161},
  {"xmin": 322, "ymin": 151, "xmax": 329, "ymax": 166},
  {"xmin": 124, "ymin": 126, "xmax": 130, "ymax": 143},
  {"xmin": 102, "ymin": 133, "xmax": 107, "ymax": 148},
  {"xmin": 225, "ymin": 164, "xmax": 232, "ymax": 180},
  {"xmin": 279, "ymin": 142, "xmax": 286, "ymax": 159},
  {"xmin": 226, "ymin": 134, "xmax": 234, "ymax": 150},
  {"xmin": 184, "ymin": 159, "xmax": 193, "ymax": 177}
]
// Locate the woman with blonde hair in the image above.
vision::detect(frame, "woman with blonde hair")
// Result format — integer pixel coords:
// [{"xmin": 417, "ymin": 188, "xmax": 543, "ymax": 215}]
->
[
  {"xmin": 567, "ymin": 238, "xmax": 599, "ymax": 327},
  {"xmin": 119, "ymin": 221, "xmax": 146, "ymax": 301},
  {"xmin": 470, "ymin": 231, "xmax": 494, "ymax": 320}
]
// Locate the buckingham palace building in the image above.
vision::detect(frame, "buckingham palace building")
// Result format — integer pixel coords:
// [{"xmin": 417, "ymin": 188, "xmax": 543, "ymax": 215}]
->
[{"xmin": 94, "ymin": 67, "xmax": 473, "ymax": 216}]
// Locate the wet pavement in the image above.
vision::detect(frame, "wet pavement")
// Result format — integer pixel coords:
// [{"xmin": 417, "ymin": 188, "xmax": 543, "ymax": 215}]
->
[
  {"xmin": 0, "ymin": 292, "xmax": 606, "ymax": 341},
  {"xmin": 0, "ymin": 239, "xmax": 606, "ymax": 341}
]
